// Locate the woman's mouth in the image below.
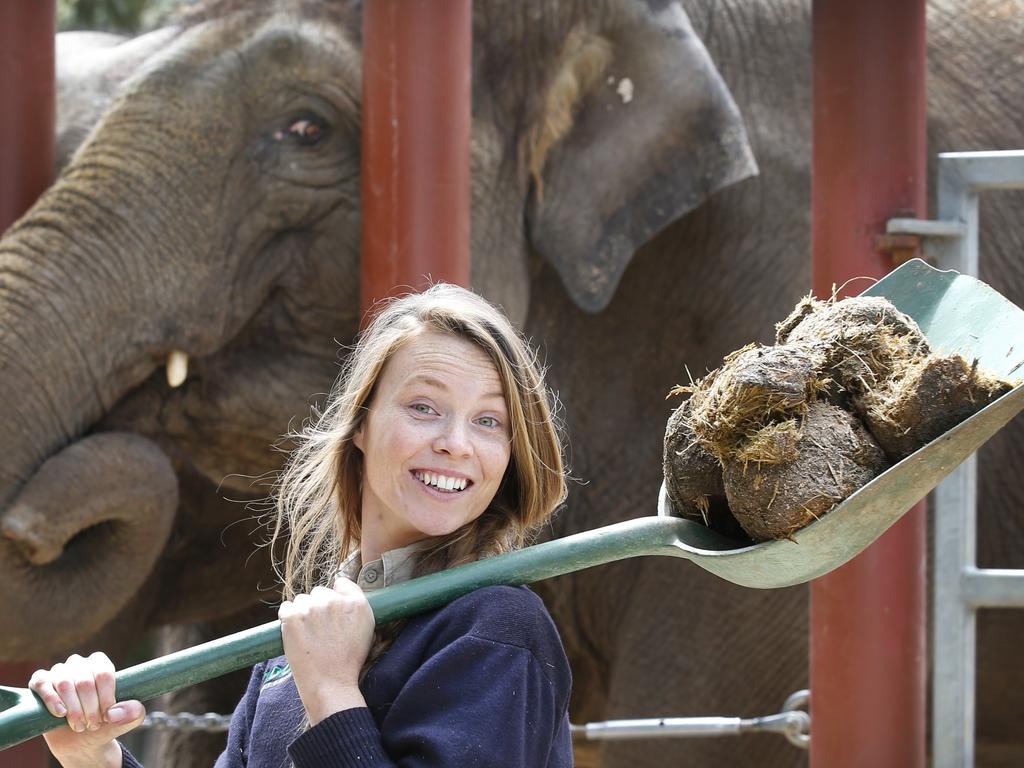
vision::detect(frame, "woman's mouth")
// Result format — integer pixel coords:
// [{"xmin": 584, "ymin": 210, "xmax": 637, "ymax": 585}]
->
[{"xmin": 412, "ymin": 470, "xmax": 471, "ymax": 494}]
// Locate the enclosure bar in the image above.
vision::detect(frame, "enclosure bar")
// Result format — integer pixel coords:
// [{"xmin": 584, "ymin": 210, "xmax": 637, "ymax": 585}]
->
[
  {"xmin": 938, "ymin": 150, "xmax": 1024, "ymax": 189},
  {"xmin": 885, "ymin": 218, "xmax": 966, "ymax": 238},
  {"xmin": 809, "ymin": 2, "xmax": 927, "ymax": 767},
  {"xmin": 961, "ymin": 570, "xmax": 1024, "ymax": 609},
  {"xmin": 932, "ymin": 454, "xmax": 977, "ymax": 767},
  {"xmin": 0, "ymin": 2, "xmax": 56, "ymax": 766},
  {"xmin": 360, "ymin": 0, "xmax": 472, "ymax": 315},
  {"xmin": 929, "ymin": 150, "xmax": 1024, "ymax": 766},
  {"xmin": 931, "ymin": 151, "xmax": 1024, "ymax": 274},
  {"xmin": 0, "ymin": 1, "xmax": 55, "ymax": 231}
]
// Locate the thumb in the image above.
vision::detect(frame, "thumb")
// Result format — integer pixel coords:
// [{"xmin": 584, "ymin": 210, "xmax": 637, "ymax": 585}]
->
[
  {"xmin": 103, "ymin": 700, "xmax": 146, "ymax": 738},
  {"xmin": 333, "ymin": 573, "xmax": 361, "ymax": 595}
]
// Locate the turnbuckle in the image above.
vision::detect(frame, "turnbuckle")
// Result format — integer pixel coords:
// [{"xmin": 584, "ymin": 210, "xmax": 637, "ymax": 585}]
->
[{"xmin": 570, "ymin": 689, "xmax": 810, "ymax": 749}]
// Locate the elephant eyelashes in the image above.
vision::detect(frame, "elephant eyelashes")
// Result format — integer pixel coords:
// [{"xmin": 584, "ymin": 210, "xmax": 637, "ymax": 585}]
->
[{"xmin": 272, "ymin": 116, "xmax": 327, "ymax": 145}]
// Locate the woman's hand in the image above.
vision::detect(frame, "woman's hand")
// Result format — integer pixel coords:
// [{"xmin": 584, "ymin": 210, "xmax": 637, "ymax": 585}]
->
[
  {"xmin": 279, "ymin": 574, "xmax": 376, "ymax": 724},
  {"xmin": 28, "ymin": 652, "xmax": 145, "ymax": 768}
]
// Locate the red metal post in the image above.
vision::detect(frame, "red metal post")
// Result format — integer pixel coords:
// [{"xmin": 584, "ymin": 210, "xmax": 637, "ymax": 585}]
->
[
  {"xmin": 0, "ymin": 1, "xmax": 56, "ymax": 766},
  {"xmin": 810, "ymin": 2, "xmax": 927, "ymax": 766},
  {"xmin": 361, "ymin": 0, "xmax": 472, "ymax": 315},
  {"xmin": 0, "ymin": 1, "xmax": 55, "ymax": 230}
]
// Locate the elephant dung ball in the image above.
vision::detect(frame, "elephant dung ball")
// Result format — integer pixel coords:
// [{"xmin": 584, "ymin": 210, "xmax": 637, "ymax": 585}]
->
[
  {"xmin": 776, "ymin": 295, "xmax": 930, "ymax": 402},
  {"xmin": 687, "ymin": 342, "xmax": 827, "ymax": 462},
  {"xmin": 722, "ymin": 401, "xmax": 888, "ymax": 542},
  {"xmin": 663, "ymin": 400, "xmax": 752, "ymax": 539},
  {"xmin": 663, "ymin": 400, "xmax": 725, "ymax": 514},
  {"xmin": 856, "ymin": 354, "xmax": 1015, "ymax": 461}
]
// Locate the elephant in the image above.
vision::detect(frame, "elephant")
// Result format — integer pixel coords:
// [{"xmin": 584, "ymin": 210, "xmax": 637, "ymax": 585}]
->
[{"xmin": 0, "ymin": 1, "xmax": 1021, "ymax": 766}]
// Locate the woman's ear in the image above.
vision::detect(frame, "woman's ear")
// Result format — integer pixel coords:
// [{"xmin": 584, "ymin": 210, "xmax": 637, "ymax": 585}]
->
[
  {"xmin": 522, "ymin": 4, "xmax": 757, "ymax": 313},
  {"xmin": 352, "ymin": 426, "xmax": 364, "ymax": 452}
]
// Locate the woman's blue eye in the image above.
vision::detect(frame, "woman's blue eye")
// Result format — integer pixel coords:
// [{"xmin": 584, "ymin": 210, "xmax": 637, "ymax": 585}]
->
[
  {"xmin": 411, "ymin": 403, "xmax": 436, "ymax": 415},
  {"xmin": 477, "ymin": 416, "xmax": 500, "ymax": 429}
]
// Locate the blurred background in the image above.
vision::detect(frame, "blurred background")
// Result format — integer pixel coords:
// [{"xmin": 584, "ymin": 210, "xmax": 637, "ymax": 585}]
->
[{"xmin": 58, "ymin": 0, "xmax": 180, "ymax": 33}]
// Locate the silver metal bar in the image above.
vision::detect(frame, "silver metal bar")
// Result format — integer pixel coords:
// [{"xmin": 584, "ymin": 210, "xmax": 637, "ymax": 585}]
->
[
  {"xmin": 938, "ymin": 150, "xmax": 1024, "ymax": 189},
  {"xmin": 931, "ymin": 149, "xmax": 1024, "ymax": 768},
  {"xmin": 886, "ymin": 218, "xmax": 966, "ymax": 238},
  {"xmin": 932, "ymin": 157, "xmax": 979, "ymax": 274},
  {"xmin": 962, "ymin": 569, "xmax": 1024, "ymax": 608},
  {"xmin": 571, "ymin": 717, "xmax": 744, "ymax": 739},
  {"xmin": 932, "ymin": 454, "xmax": 977, "ymax": 768}
]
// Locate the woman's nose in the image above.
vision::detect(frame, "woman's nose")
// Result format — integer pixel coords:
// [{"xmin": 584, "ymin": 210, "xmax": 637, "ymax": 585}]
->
[{"xmin": 433, "ymin": 418, "xmax": 473, "ymax": 457}]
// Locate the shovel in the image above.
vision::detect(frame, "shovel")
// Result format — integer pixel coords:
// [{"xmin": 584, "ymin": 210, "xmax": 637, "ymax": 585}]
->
[{"xmin": 1, "ymin": 259, "xmax": 1022, "ymax": 750}]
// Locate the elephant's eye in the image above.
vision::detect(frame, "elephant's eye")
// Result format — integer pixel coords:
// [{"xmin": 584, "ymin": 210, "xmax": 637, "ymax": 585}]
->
[{"xmin": 272, "ymin": 115, "xmax": 328, "ymax": 146}]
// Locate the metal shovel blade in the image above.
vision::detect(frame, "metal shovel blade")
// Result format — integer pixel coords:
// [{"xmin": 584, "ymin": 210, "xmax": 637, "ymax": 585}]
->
[
  {"xmin": 0, "ymin": 260, "xmax": 1020, "ymax": 749},
  {"xmin": 658, "ymin": 258, "xmax": 1024, "ymax": 588}
]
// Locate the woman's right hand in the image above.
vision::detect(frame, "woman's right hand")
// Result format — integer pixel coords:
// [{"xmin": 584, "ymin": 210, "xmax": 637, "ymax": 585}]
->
[{"xmin": 28, "ymin": 652, "xmax": 146, "ymax": 768}]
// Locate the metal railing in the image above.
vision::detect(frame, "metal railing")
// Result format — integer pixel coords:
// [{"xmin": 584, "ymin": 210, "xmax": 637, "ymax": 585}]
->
[{"xmin": 888, "ymin": 149, "xmax": 1024, "ymax": 767}]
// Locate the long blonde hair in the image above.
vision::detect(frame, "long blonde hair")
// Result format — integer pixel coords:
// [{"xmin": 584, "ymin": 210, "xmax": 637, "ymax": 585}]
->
[{"xmin": 269, "ymin": 283, "xmax": 567, "ymax": 604}]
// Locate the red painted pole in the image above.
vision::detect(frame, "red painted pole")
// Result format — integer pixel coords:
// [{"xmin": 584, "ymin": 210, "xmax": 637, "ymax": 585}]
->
[
  {"xmin": 810, "ymin": 2, "xmax": 927, "ymax": 767},
  {"xmin": 0, "ymin": 1, "xmax": 55, "ymax": 230},
  {"xmin": 0, "ymin": 1, "xmax": 56, "ymax": 766},
  {"xmin": 361, "ymin": 0, "xmax": 472, "ymax": 316}
]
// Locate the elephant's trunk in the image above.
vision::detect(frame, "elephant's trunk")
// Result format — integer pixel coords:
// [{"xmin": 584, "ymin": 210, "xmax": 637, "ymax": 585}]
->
[
  {"xmin": 0, "ymin": 196, "xmax": 180, "ymax": 653},
  {"xmin": 0, "ymin": 433, "xmax": 177, "ymax": 659},
  {"xmin": 0, "ymin": 99, "xmax": 233, "ymax": 658}
]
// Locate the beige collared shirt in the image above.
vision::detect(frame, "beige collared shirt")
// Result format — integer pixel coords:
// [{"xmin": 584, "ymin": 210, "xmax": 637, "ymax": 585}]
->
[{"xmin": 338, "ymin": 540, "xmax": 429, "ymax": 592}]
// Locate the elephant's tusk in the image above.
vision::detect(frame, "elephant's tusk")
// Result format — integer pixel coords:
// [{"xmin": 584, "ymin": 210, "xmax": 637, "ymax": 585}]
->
[{"xmin": 166, "ymin": 350, "xmax": 189, "ymax": 388}]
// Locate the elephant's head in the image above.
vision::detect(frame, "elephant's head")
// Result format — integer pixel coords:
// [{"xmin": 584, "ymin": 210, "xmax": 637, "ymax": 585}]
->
[{"xmin": 0, "ymin": 0, "xmax": 754, "ymax": 659}]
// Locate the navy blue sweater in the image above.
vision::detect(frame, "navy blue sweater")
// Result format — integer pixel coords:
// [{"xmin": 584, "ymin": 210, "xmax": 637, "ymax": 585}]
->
[{"xmin": 122, "ymin": 586, "xmax": 573, "ymax": 767}]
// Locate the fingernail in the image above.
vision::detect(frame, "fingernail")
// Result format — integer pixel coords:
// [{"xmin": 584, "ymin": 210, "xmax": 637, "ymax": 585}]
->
[
  {"xmin": 106, "ymin": 706, "xmax": 126, "ymax": 723},
  {"xmin": 53, "ymin": 703, "xmax": 66, "ymax": 717},
  {"xmin": 72, "ymin": 720, "xmax": 85, "ymax": 733},
  {"xmin": 87, "ymin": 722, "xmax": 99, "ymax": 732}
]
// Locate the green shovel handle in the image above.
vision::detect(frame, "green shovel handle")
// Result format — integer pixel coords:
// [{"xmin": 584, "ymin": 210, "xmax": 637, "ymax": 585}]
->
[{"xmin": 0, "ymin": 516, "xmax": 690, "ymax": 751}]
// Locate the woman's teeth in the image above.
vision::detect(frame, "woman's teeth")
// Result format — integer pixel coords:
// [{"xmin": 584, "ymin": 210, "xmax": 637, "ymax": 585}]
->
[{"xmin": 414, "ymin": 471, "xmax": 468, "ymax": 492}]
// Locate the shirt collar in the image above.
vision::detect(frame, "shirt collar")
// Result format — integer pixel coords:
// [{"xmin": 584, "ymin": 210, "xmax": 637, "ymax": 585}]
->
[{"xmin": 338, "ymin": 539, "xmax": 430, "ymax": 592}]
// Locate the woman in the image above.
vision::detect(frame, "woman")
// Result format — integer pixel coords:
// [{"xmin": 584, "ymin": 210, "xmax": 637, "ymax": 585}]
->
[{"xmin": 29, "ymin": 284, "xmax": 573, "ymax": 767}]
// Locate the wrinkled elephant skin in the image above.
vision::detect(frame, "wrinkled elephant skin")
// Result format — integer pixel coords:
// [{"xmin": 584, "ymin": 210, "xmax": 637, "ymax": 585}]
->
[
  {"xmin": 2, "ymin": 0, "xmax": 753, "ymax": 657},
  {"xmin": 0, "ymin": 433, "xmax": 176, "ymax": 657},
  {"xmin": 0, "ymin": 1, "xmax": 1021, "ymax": 767}
]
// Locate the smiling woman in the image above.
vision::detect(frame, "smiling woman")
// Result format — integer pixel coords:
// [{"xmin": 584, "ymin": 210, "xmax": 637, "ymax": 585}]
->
[
  {"xmin": 275, "ymin": 283, "xmax": 567, "ymax": 598},
  {"xmin": 29, "ymin": 283, "xmax": 574, "ymax": 768},
  {"xmin": 353, "ymin": 332, "xmax": 514, "ymax": 560}
]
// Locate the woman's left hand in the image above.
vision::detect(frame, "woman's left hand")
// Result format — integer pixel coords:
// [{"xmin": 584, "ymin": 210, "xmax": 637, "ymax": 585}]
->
[{"xmin": 279, "ymin": 575, "xmax": 375, "ymax": 724}]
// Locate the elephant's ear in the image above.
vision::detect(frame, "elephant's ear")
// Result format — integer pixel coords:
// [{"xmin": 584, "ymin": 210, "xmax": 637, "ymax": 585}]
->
[
  {"xmin": 523, "ymin": 3, "xmax": 757, "ymax": 313},
  {"xmin": 56, "ymin": 28, "xmax": 178, "ymax": 171}
]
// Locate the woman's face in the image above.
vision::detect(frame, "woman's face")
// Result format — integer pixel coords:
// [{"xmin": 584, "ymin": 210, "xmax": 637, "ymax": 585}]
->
[{"xmin": 354, "ymin": 330, "xmax": 513, "ymax": 556}]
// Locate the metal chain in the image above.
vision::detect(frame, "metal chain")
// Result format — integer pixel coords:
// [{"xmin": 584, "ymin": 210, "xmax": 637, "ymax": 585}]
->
[{"xmin": 140, "ymin": 711, "xmax": 232, "ymax": 733}]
